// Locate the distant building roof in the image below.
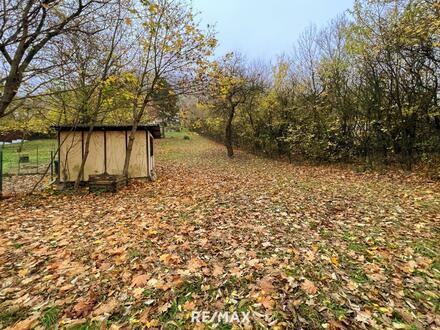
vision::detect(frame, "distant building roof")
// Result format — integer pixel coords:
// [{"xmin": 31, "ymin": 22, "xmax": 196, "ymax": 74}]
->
[{"xmin": 52, "ymin": 124, "xmax": 162, "ymax": 138}]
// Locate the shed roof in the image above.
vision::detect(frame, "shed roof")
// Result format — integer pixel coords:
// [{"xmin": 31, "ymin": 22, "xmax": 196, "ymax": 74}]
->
[{"xmin": 52, "ymin": 124, "xmax": 162, "ymax": 138}]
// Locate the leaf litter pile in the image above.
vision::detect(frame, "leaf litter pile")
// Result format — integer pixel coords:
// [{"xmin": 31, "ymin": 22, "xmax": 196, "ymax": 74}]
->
[{"xmin": 1, "ymin": 133, "xmax": 439, "ymax": 329}]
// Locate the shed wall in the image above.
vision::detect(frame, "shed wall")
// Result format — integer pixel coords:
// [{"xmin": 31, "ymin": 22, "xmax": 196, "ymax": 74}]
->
[
  {"xmin": 59, "ymin": 129, "xmax": 151, "ymax": 182},
  {"xmin": 60, "ymin": 131, "xmax": 82, "ymax": 182},
  {"xmin": 128, "ymin": 131, "xmax": 148, "ymax": 178},
  {"xmin": 83, "ymin": 131, "xmax": 105, "ymax": 180},
  {"xmin": 107, "ymin": 131, "xmax": 126, "ymax": 175}
]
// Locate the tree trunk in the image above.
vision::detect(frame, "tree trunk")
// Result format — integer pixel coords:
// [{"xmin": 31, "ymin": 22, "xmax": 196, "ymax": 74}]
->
[
  {"xmin": 74, "ymin": 126, "xmax": 95, "ymax": 189},
  {"xmin": 0, "ymin": 68, "xmax": 23, "ymax": 118},
  {"xmin": 225, "ymin": 107, "xmax": 235, "ymax": 158},
  {"xmin": 123, "ymin": 121, "xmax": 140, "ymax": 178}
]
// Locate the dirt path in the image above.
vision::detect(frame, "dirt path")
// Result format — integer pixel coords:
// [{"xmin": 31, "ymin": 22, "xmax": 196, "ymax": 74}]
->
[{"xmin": 1, "ymin": 133, "xmax": 439, "ymax": 329}]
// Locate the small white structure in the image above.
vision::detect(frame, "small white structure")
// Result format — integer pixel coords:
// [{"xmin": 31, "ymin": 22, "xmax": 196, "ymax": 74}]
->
[{"xmin": 54, "ymin": 125, "xmax": 161, "ymax": 183}]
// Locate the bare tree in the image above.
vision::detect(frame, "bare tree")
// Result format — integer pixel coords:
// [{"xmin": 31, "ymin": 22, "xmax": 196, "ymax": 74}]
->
[
  {"xmin": 120, "ymin": 0, "xmax": 216, "ymax": 176},
  {"xmin": 0, "ymin": 0, "xmax": 112, "ymax": 118}
]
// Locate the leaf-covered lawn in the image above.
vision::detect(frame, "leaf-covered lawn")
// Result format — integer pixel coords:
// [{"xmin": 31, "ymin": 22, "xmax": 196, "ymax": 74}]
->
[{"xmin": 1, "ymin": 133, "xmax": 439, "ymax": 329}]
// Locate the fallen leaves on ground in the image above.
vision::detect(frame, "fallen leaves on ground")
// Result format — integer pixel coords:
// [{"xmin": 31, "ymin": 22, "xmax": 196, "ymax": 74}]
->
[
  {"xmin": 301, "ymin": 279, "xmax": 318, "ymax": 295},
  {"xmin": 0, "ymin": 133, "xmax": 439, "ymax": 329}
]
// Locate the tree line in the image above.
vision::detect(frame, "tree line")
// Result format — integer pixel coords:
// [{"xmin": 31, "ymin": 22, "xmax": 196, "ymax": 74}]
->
[
  {"xmin": 186, "ymin": 0, "xmax": 439, "ymax": 170},
  {"xmin": 1, "ymin": 0, "xmax": 439, "ymax": 176}
]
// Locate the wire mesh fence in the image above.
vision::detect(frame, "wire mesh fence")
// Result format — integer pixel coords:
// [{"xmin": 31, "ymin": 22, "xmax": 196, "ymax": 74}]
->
[{"xmin": 0, "ymin": 139, "xmax": 56, "ymax": 195}]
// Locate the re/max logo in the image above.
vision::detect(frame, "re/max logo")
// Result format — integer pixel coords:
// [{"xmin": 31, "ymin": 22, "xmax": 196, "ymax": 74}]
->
[{"xmin": 191, "ymin": 311, "xmax": 251, "ymax": 324}]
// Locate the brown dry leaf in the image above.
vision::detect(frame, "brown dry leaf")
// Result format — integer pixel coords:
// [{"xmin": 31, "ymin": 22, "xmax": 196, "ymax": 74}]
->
[
  {"xmin": 305, "ymin": 250, "xmax": 316, "ymax": 262},
  {"xmin": 394, "ymin": 308, "xmax": 413, "ymax": 323},
  {"xmin": 72, "ymin": 299, "xmax": 94, "ymax": 317},
  {"xmin": 158, "ymin": 302, "xmax": 172, "ymax": 314},
  {"xmin": 159, "ymin": 253, "xmax": 172, "ymax": 263},
  {"xmin": 139, "ymin": 307, "xmax": 153, "ymax": 323},
  {"xmin": 6, "ymin": 314, "xmax": 39, "ymax": 330},
  {"xmin": 212, "ymin": 264, "xmax": 224, "ymax": 276},
  {"xmin": 92, "ymin": 298, "xmax": 118, "ymax": 316},
  {"xmin": 347, "ymin": 280, "xmax": 358, "ymax": 291},
  {"xmin": 59, "ymin": 284, "xmax": 74, "ymax": 292},
  {"xmin": 230, "ymin": 267, "xmax": 242, "ymax": 277},
  {"xmin": 183, "ymin": 300, "xmax": 196, "ymax": 311},
  {"xmin": 259, "ymin": 278, "xmax": 275, "ymax": 293},
  {"xmin": 328, "ymin": 319, "xmax": 346, "ymax": 330},
  {"xmin": 356, "ymin": 310, "xmax": 372, "ymax": 324},
  {"xmin": 260, "ymin": 296, "xmax": 275, "ymax": 310},
  {"xmin": 146, "ymin": 278, "xmax": 159, "ymax": 288},
  {"xmin": 301, "ymin": 279, "xmax": 318, "ymax": 295},
  {"xmin": 132, "ymin": 274, "xmax": 149, "ymax": 287},
  {"xmin": 401, "ymin": 260, "xmax": 417, "ymax": 273},
  {"xmin": 133, "ymin": 287, "xmax": 144, "ymax": 299},
  {"xmin": 159, "ymin": 253, "xmax": 181, "ymax": 266},
  {"xmin": 187, "ymin": 257, "xmax": 206, "ymax": 272}
]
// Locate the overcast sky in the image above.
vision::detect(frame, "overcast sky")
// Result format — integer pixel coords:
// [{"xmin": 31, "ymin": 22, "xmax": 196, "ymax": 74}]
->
[{"xmin": 192, "ymin": 0, "xmax": 354, "ymax": 60}]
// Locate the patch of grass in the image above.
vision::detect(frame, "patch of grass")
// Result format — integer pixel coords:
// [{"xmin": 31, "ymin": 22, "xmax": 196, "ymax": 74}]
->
[
  {"xmin": 142, "ymin": 288, "xmax": 163, "ymax": 299},
  {"xmin": 348, "ymin": 241, "xmax": 366, "ymax": 252},
  {"xmin": 159, "ymin": 300, "xmax": 179, "ymax": 323},
  {"xmin": 413, "ymin": 241, "xmax": 438, "ymax": 259},
  {"xmin": 256, "ymin": 250, "xmax": 271, "ymax": 258},
  {"xmin": 283, "ymin": 266, "xmax": 301, "ymax": 277},
  {"xmin": 1, "ymin": 139, "xmax": 56, "ymax": 174},
  {"xmin": 297, "ymin": 304, "xmax": 323, "ymax": 328},
  {"xmin": 431, "ymin": 260, "xmax": 440, "ymax": 272},
  {"xmin": 159, "ymin": 280, "xmax": 201, "ymax": 323},
  {"xmin": 177, "ymin": 280, "xmax": 201, "ymax": 298},
  {"xmin": 14, "ymin": 243, "xmax": 24, "ymax": 249},
  {"xmin": 127, "ymin": 248, "xmax": 141, "ymax": 260},
  {"xmin": 215, "ymin": 323, "xmax": 233, "ymax": 330},
  {"xmin": 237, "ymin": 301, "xmax": 251, "ymax": 314},
  {"xmin": 343, "ymin": 231, "xmax": 354, "ymax": 242},
  {"xmin": 343, "ymin": 232, "xmax": 367, "ymax": 252},
  {"xmin": 143, "ymin": 239, "xmax": 154, "ymax": 247},
  {"xmin": 320, "ymin": 228, "xmax": 332, "ymax": 239},
  {"xmin": 327, "ymin": 302, "xmax": 348, "ymax": 320},
  {"xmin": 414, "ymin": 199, "xmax": 440, "ymax": 212},
  {"xmin": 347, "ymin": 264, "xmax": 369, "ymax": 284},
  {"xmin": 41, "ymin": 306, "xmax": 61, "ymax": 329},
  {"xmin": 0, "ymin": 308, "xmax": 29, "ymax": 327}
]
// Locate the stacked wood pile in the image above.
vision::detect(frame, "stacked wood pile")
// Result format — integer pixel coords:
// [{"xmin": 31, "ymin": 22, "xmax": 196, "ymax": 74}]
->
[{"xmin": 88, "ymin": 173, "xmax": 127, "ymax": 193}]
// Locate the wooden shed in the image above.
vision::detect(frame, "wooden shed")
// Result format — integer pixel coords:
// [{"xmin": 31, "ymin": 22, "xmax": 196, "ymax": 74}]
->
[{"xmin": 54, "ymin": 125, "xmax": 161, "ymax": 183}]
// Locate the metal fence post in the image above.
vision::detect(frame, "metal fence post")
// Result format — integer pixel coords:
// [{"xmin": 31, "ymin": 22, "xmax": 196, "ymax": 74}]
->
[
  {"xmin": 17, "ymin": 149, "xmax": 20, "ymax": 176},
  {"xmin": 50, "ymin": 151, "xmax": 54, "ymax": 181}
]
